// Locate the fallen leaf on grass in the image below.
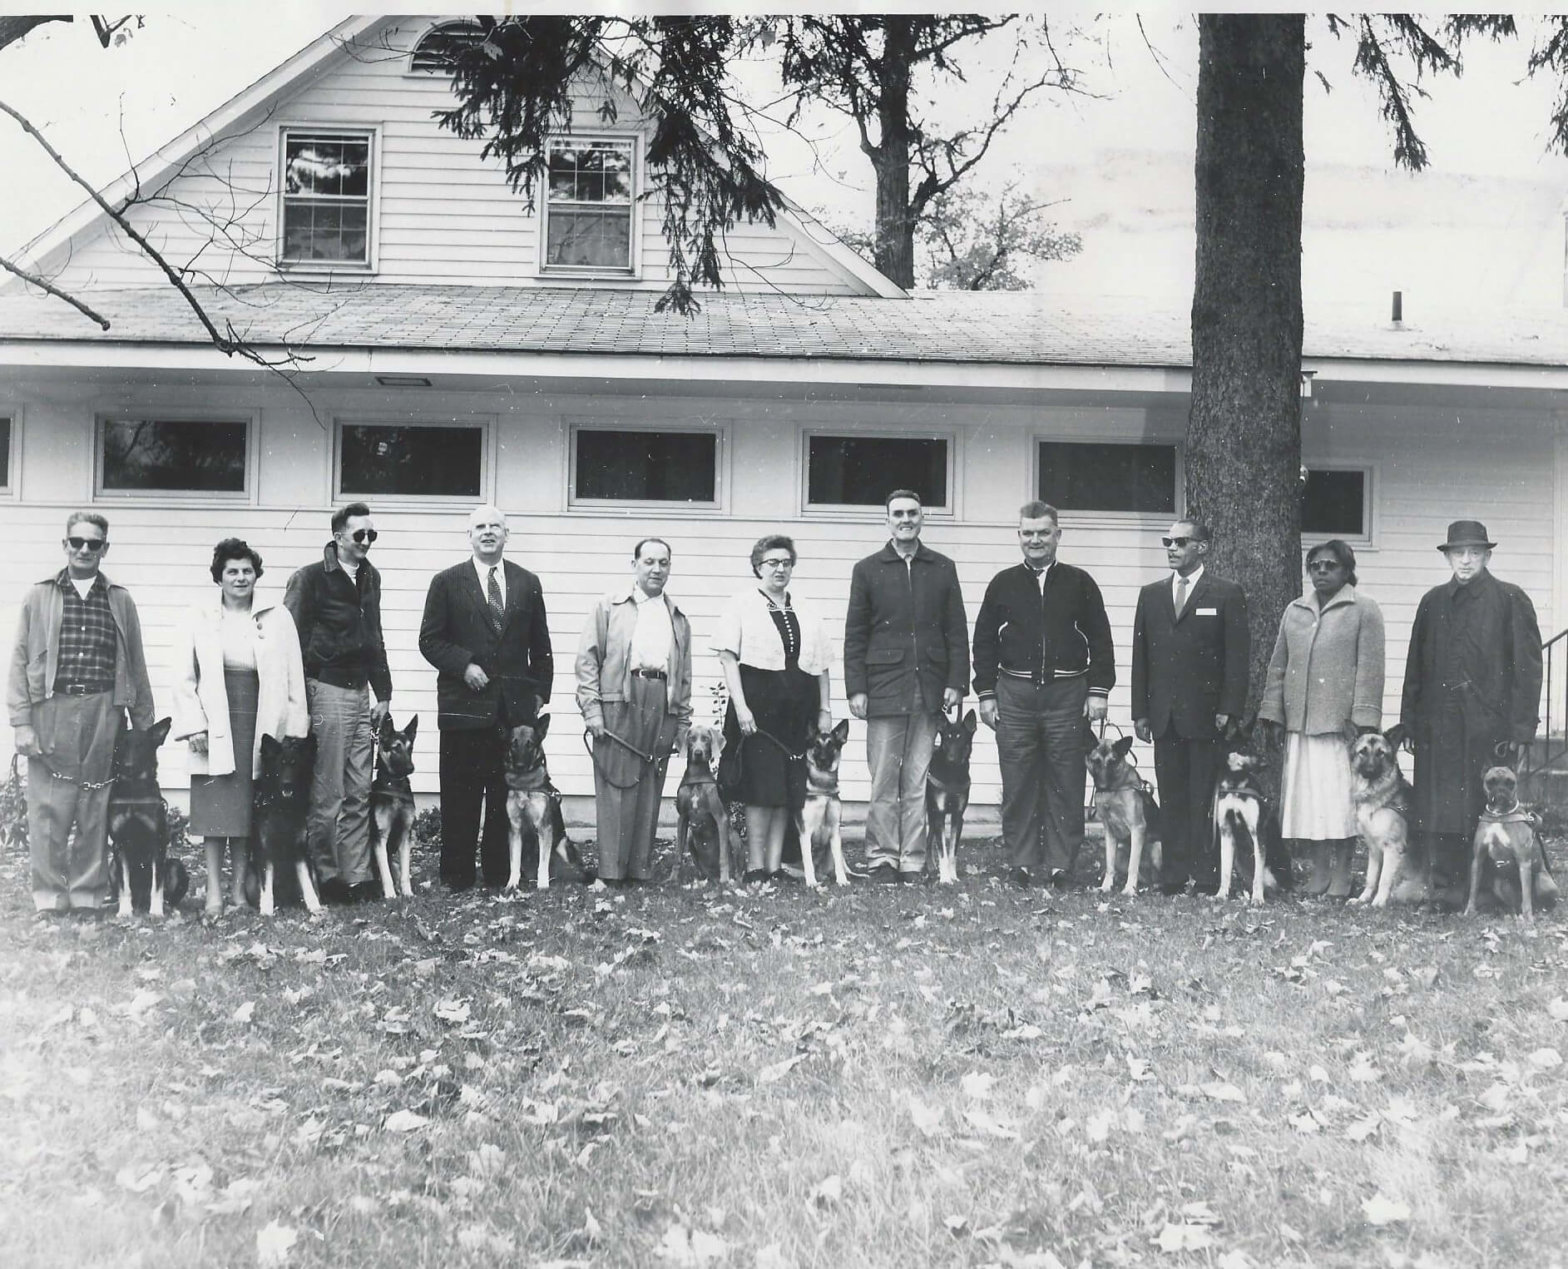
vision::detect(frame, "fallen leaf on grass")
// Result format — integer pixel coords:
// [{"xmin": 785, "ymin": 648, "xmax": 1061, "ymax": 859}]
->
[
  {"xmin": 754, "ymin": 1243, "xmax": 794, "ymax": 1269},
  {"xmin": 1547, "ymin": 997, "xmax": 1568, "ymax": 1022},
  {"xmin": 1180, "ymin": 1201, "xmax": 1221, "ymax": 1226},
  {"xmin": 384, "ymin": 1109, "xmax": 429, "ymax": 1133},
  {"xmin": 1361, "ymin": 1193, "xmax": 1411, "ymax": 1226},
  {"xmin": 656, "ymin": 1224, "xmax": 728, "ymax": 1265},
  {"xmin": 1200, "ymin": 1081, "xmax": 1246, "ymax": 1104},
  {"xmin": 908, "ymin": 1096, "xmax": 946, "ymax": 1138},
  {"xmin": 1344, "ymin": 1113, "xmax": 1381, "ymax": 1142},
  {"xmin": 810, "ymin": 1174, "xmax": 843, "ymax": 1208},
  {"xmin": 1527, "ymin": 1047, "xmax": 1562, "ymax": 1070},
  {"xmin": 962, "ymin": 1108, "xmax": 1020, "ymax": 1140},
  {"xmin": 1154, "ymin": 1222, "xmax": 1216, "ymax": 1252},
  {"xmin": 757, "ymin": 1055, "xmax": 806, "ymax": 1084},
  {"xmin": 457, "ymin": 1226, "xmax": 515, "ymax": 1256},
  {"xmin": 433, "ymin": 999, "xmax": 471, "ymax": 1025},
  {"xmin": 1289, "ymin": 1111, "xmax": 1323, "ymax": 1135},
  {"xmin": 1126, "ymin": 1055, "xmax": 1153, "ymax": 1082},
  {"xmin": 231, "ymin": 1001, "xmax": 255, "ymax": 1024},
  {"xmin": 115, "ymin": 1163, "xmax": 164, "ymax": 1193},
  {"xmin": 961, "ymin": 1070, "xmax": 995, "ymax": 1100},
  {"xmin": 944, "ymin": 1214, "xmax": 969, "ymax": 1234},
  {"xmin": 256, "ymin": 1220, "xmax": 297, "ymax": 1267}
]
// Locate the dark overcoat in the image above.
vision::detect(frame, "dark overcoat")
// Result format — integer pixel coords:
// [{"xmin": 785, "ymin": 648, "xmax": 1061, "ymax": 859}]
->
[
  {"xmin": 843, "ymin": 542, "xmax": 969, "ymax": 718},
  {"xmin": 1399, "ymin": 569, "xmax": 1542, "ymax": 834}
]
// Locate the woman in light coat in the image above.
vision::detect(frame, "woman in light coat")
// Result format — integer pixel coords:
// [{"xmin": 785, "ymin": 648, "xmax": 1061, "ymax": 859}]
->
[
  {"xmin": 172, "ymin": 538, "xmax": 308, "ymax": 915},
  {"xmin": 1256, "ymin": 539, "xmax": 1385, "ymax": 897},
  {"xmin": 713, "ymin": 535, "xmax": 835, "ymax": 884}
]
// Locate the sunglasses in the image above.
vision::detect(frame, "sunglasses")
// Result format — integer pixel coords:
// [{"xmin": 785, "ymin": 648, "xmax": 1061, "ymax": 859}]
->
[
  {"xmin": 1307, "ymin": 559, "xmax": 1345, "ymax": 571},
  {"xmin": 66, "ymin": 537, "xmax": 106, "ymax": 551},
  {"xmin": 349, "ymin": 529, "xmax": 379, "ymax": 545},
  {"xmin": 1161, "ymin": 536, "xmax": 1194, "ymax": 548}
]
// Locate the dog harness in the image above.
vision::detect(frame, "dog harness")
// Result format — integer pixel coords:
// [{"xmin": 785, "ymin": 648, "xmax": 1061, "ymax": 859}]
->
[{"xmin": 1477, "ymin": 807, "xmax": 1533, "ymax": 826}]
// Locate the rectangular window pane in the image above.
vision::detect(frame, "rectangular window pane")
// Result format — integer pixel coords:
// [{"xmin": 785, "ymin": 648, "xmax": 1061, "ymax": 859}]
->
[
  {"xmin": 0, "ymin": 417, "xmax": 10, "ymax": 488},
  {"xmin": 1037, "ymin": 441, "xmax": 1176, "ymax": 514},
  {"xmin": 100, "ymin": 419, "xmax": 248, "ymax": 493},
  {"xmin": 339, "ymin": 425, "xmax": 483, "ymax": 498},
  {"xmin": 283, "ymin": 203, "xmax": 368, "ymax": 262},
  {"xmin": 807, "ymin": 436, "xmax": 948, "ymax": 508},
  {"xmin": 1303, "ymin": 468, "xmax": 1366, "ymax": 536},
  {"xmin": 545, "ymin": 206, "xmax": 632, "ymax": 269},
  {"xmin": 285, "ymin": 136, "xmax": 370, "ymax": 197},
  {"xmin": 575, "ymin": 430, "xmax": 716, "ymax": 503},
  {"xmin": 281, "ymin": 132, "xmax": 370, "ymax": 263},
  {"xmin": 547, "ymin": 141, "xmax": 633, "ymax": 204}
]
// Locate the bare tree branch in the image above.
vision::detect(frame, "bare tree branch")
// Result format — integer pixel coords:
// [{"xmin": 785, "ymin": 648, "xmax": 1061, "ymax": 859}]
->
[{"xmin": 0, "ymin": 254, "xmax": 110, "ymax": 327}]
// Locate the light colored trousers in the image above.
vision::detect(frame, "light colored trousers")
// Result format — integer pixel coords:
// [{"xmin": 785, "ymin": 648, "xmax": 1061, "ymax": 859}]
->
[
  {"xmin": 27, "ymin": 690, "xmax": 121, "ymax": 911},
  {"xmin": 864, "ymin": 712, "xmax": 938, "ymax": 875},
  {"xmin": 304, "ymin": 679, "xmax": 374, "ymax": 886}
]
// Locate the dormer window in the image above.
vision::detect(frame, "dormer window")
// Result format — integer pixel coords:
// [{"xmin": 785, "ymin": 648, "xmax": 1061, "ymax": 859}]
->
[
  {"xmin": 410, "ymin": 21, "xmax": 483, "ymax": 74},
  {"xmin": 541, "ymin": 137, "xmax": 636, "ymax": 275},
  {"xmin": 280, "ymin": 130, "xmax": 372, "ymax": 266}
]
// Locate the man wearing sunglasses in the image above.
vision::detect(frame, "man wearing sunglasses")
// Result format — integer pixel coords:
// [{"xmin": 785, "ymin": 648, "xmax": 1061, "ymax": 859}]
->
[
  {"xmin": 284, "ymin": 502, "xmax": 393, "ymax": 904},
  {"xmin": 8, "ymin": 511, "xmax": 155, "ymax": 914},
  {"xmin": 1130, "ymin": 519, "xmax": 1249, "ymax": 895}
]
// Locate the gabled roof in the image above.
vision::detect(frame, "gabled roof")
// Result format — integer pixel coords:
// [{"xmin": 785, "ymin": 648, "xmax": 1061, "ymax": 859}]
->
[{"xmin": 0, "ymin": 283, "xmax": 1563, "ymax": 373}]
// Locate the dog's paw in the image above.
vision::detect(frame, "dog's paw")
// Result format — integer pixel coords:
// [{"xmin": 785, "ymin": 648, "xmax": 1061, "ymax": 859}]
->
[
  {"xmin": 1099, "ymin": 878, "xmax": 1115, "ymax": 894},
  {"xmin": 1120, "ymin": 884, "xmax": 1138, "ymax": 898}
]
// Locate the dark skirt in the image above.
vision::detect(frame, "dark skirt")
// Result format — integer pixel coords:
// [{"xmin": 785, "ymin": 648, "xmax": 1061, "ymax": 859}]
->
[
  {"xmin": 723, "ymin": 663, "xmax": 815, "ymax": 809},
  {"xmin": 189, "ymin": 667, "xmax": 259, "ymax": 838}
]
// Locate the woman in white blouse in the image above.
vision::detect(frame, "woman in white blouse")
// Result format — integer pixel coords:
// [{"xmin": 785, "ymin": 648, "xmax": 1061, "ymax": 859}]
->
[
  {"xmin": 713, "ymin": 536, "xmax": 835, "ymax": 883},
  {"xmin": 172, "ymin": 539, "xmax": 308, "ymax": 915}
]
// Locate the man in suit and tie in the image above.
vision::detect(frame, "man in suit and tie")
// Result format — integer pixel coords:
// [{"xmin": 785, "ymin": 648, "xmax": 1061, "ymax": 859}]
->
[
  {"xmin": 1131, "ymin": 519, "xmax": 1249, "ymax": 895},
  {"xmin": 419, "ymin": 505, "xmax": 554, "ymax": 890}
]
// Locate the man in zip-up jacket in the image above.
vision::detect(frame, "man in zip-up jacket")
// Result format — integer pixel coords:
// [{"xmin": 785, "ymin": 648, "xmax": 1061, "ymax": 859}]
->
[
  {"xmin": 284, "ymin": 502, "xmax": 393, "ymax": 903},
  {"xmin": 974, "ymin": 501, "xmax": 1114, "ymax": 887},
  {"xmin": 843, "ymin": 490, "xmax": 969, "ymax": 882}
]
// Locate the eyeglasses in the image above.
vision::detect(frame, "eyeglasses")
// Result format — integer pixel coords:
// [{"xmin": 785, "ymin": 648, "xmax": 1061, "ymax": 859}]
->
[
  {"xmin": 66, "ymin": 537, "xmax": 106, "ymax": 551},
  {"xmin": 759, "ymin": 558, "xmax": 794, "ymax": 570},
  {"xmin": 350, "ymin": 529, "xmax": 379, "ymax": 545},
  {"xmin": 1307, "ymin": 559, "xmax": 1345, "ymax": 571},
  {"xmin": 1161, "ymin": 536, "xmax": 1194, "ymax": 548}
]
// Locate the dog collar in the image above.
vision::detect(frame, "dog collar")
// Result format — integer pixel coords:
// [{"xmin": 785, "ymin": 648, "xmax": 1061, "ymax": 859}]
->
[{"xmin": 1478, "ymin": 807, "xmax": 1531, "ymax": 825}]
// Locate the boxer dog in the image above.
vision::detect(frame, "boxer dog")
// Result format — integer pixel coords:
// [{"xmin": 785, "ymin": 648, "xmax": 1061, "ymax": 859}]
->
[{"xmin": 1467, "ymin": 765, "xmax": 1558, "ymax": 921}]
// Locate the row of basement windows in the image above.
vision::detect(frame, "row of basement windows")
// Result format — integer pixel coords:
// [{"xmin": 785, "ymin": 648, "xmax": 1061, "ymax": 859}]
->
[{"xmin": 16, "ymin": 418, "xmax": 1366, "ymax": 536}]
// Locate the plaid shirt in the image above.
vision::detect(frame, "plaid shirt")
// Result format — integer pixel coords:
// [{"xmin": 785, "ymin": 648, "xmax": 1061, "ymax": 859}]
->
[{"xmin": 52, "ymin": 571, "xmax": 118, "ymax": 692}]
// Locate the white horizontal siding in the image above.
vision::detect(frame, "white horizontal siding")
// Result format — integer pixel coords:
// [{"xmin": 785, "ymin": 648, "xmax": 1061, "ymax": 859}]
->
[
  {"xmin": 31, "ymin": 17, "xmax": 864, "ymax": 298},
  {"xmin": 0, "ymin": 383, "xmax": 1558, "ymax": 823}
]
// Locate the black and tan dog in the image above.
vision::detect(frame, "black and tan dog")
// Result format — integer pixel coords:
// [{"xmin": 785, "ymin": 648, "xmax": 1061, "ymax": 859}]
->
[
  {"xmin": 799, "ymin": 719, "xmax": 851, "ymax": 887},
  {"xmin": 1467, "ymin": 765, "xmax": 1558, "ymax": 921},
  {"xmin": 1348, "ymin": 731, "xmax": 1422, "ymax": 908},
  {"xmin": 504, "ymin": 716, "xmax": 590, "ymax": 892},
  {"xmin": 672, "ymin": 723, "xmax": 734, "ymax": 885},
  {"xmin": 1086, "ymin": 734, "xmax": 1163, "ymax": 896},
  {"xmin": 370, "ymin": 714, "xmax": 418, "ymax": 900},
  {"xmin": 248, "ymin": 733, "xmax": 320, "ymax": 916},
  {"xmin": 926, "ymin": 709, "xmax": 976, "ymax": 885},
  {"xmin": 1212, "ymin": 748, "xmax": 1288, "ymax": 903},
  {"xmin": 107, "ymin": 716, "xmax": 188, "ymax": 918}
]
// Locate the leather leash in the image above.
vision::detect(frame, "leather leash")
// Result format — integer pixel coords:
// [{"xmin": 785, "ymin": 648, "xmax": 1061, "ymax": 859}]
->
[{"xmin": 583, "ymin": 728, "xmax": 656, "ymax": 766}]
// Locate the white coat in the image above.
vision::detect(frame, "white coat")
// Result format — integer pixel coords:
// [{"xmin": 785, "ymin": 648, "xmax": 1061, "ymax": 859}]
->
[{"xmin": 171, "ymin": 599, "xmax": 309, "ymax": 777}]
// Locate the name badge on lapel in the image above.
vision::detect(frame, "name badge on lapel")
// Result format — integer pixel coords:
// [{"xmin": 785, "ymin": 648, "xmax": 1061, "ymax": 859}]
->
[{"xmin": 1195, "ymin": 607, "xmax": 1218, "ymax": 616}]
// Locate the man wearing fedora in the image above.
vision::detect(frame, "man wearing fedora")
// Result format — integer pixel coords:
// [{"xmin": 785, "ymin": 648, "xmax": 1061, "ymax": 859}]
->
[{"xmin": 1393, "ymin": 520, "xmax": 1542, "ymax": 908}]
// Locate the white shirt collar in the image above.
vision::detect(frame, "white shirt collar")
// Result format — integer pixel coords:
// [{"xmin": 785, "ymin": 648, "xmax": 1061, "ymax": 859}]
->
[
  {"xmin": 1173, "ymin": 564, "xmax": 1204, "ymax": 589},
  {"xmin": 473, "ymin": 555, "xmax": 504, "ymax": 597}
]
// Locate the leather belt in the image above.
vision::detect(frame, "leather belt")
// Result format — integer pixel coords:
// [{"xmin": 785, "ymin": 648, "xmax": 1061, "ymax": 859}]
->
[
  {"xmin": 630, "ymin": 667, "xmax": 667, "ymax": 681},
  {"xmin": 59, "ymin": 684, "xmax": 112, "ymax": 697}
]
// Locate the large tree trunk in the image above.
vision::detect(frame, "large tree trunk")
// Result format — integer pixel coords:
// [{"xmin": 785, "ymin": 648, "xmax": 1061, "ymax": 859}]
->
[
  {"xmin": 868, "ymin": 16, "xmax": 916, "ymax": 288},
  {"xmin": 1188, "ymin": 14, "xmax": 1305, "ymax": 718}
]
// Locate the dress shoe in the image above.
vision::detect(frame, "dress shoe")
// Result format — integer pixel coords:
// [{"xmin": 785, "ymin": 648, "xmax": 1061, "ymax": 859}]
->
[
  {"xmin": 1047, "ymin": 869, "xmax": 1070, "ymax": 891},
  {"xmin": 350, "ymin": 880, "xmax": 382, "ymax": 904},
  {"xmin": 318, "ymin": 877, "xmax": 353, "ymax": 905},
  {"xmin": 870, "ymin": 864, "xmax": 901, "ymax": 885},
  {"xmin": 742, "ymin": 868, "xmax": 770, "ymax": 885},
  {"xmin": 1158, "ymin": 878, "xmax": 1189, "ymax": 896},
  {"xmin": 1009, "ymin": 866, "xmax": 1033, "ymax": 889}
]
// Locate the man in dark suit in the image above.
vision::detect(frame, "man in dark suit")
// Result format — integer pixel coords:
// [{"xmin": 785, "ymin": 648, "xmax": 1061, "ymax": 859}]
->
[
  {"xmin": 419, "ymin": 505, "xmax": 553, "ymax": 890},
  {"xmin": 1131, "ymin": 519, "xmax": 1249, "ymax": 895}
]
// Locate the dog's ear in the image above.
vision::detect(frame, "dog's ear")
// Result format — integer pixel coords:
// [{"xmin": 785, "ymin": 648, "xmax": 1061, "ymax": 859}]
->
[
  {"xmin": 962, "ymin": 709, "xmax": 978, "ymax": 734},
  {"xmin": 378, "ymin": 714, "xmax": 395, "ymax": 746},
  {"xmin": 534, "ymin": 712, "xmax": 551, "ymax": 742},
  {"xmin": 1113, "ymin": 734, "xmax": 1136, "ymax": 760},
  {"xmin": 831, "ymin": 718, "xmax": 850, "ymax": 743},
  {"xmin": 148, "ymin": 716, "xmax": 173, "ymax": 747},
  {"xmin": 404, "ymin": 715, "xmax": 419, "ymax": 744},
  {"xmin": 260, "ymin": 732, "xmax": 281, "ymax": 759}
]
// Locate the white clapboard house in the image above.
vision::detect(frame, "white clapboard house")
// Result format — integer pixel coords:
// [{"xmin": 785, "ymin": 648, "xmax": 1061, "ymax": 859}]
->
[{"xmin": 2, "ymin": 15, "xmax": 1567, "ymax": 824}]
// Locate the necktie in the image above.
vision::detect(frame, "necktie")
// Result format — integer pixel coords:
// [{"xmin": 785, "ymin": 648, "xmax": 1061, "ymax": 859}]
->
[
  {"xmin": 1174, "ymin": 575, "xmax": 1188, "ymax": 618},
  {"xmin": 487, "ymin": 566, "xmax": 504, "ymax": 631}
]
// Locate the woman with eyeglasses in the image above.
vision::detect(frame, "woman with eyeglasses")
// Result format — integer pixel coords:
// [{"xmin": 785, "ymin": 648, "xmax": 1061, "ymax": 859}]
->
[
  {"xmin": 1256, "ymin": 539, "xmax": 1385, "ymax": 897},
  {"xmin": 711, "ymin": 535, "xmax": 835, "ymax": 884},
  {"xmin": 171, "ymin": 538, "xmax": 308, "ymax": 915}
]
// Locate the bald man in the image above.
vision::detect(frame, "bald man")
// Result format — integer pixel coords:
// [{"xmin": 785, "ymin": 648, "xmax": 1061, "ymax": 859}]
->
[{"xmin": 419, "ymin": 506, "xmax": 554, "ymax": 890}]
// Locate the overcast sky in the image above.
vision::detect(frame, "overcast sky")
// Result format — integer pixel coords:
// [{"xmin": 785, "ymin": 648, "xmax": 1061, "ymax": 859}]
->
[{"xmin": 2, "ymin": 8, "xmax": 1566, "ymax": 285}]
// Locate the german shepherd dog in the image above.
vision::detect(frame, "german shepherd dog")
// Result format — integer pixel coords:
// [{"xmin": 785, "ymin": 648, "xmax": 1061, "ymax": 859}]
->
[
  {"xmin": 1467, "ymin": 765, "xmax": 1559, "ymax": 921},
  {"xmin": 673, "ymin": 724, "xmax": 734, "ymax": 884},
  {"xmin": 798, "ymin": 719, "xmax": 851, "ymax": 887},
  {"xmin": 504, "ymin": 715, "xmax": 590, "ymax": 892},
  {"xmin": 370, "ymin": 714, "xmax": 418, "ymax": 900},
  {"xmin": 1086, "ymin": 734, "xmax": 1163, "ymax": 896},
  {"xmin": 926, "ymin": 709, "xmax": 976, "ymax": 885},
  {"xmin": 1348, "ymin": 731, "xmax": 1421, "ymax": 908},
  {"xmin": 107, "ymin": 716, "xmax": 188, "ymax": 917},
  {"xmin": 247, "ymin": 733, "xmax": 320, "ymax": 916},
  {"xmin": 1213, "ymin": 748, "xmax": 1288, "ymax": 903}
]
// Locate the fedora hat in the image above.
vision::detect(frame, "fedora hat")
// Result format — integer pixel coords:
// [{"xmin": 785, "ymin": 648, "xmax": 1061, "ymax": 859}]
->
[{"xmin": 1437, "ymin": 520, "xmax": 1496, "ymax": 552}]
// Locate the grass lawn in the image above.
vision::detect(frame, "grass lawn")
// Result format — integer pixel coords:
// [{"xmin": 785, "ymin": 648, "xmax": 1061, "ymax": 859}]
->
[{"xmin": 2, "ymin": 834, "xmax": 1566, "ymax": 1269}]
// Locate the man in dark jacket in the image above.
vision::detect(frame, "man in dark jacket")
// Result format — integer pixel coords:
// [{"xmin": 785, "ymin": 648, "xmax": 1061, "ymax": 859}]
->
[
  {"xmin": 1131, "ymin": 519, "xmax": 1249, "ymax": 895},
  {"xmin": 284, "ymin": 502, "xmax": 393, "ymax": 902},
  {"xmin": 1395, "ymin": 520, "xmax": 1542, "ymax": 909},
  {"xmin": 419, "ymin": 505, "xmax": 553, "ymax": 891},
  {"xmin": 974, "ymin": 501, "xmax": 1114, "ymax": 887},
  {"xmin": 843, "ymin": 490, "xmax": 969, "ymax": 882}
]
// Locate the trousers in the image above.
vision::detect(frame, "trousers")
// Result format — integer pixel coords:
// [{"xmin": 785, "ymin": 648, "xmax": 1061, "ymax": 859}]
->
[
  {"xmin": 996, "ymin": 674, "xmax": 1089, "ymax": 873},
  {"xmin": 304, "ymin": 679, "xmax": 374, "ymax": 886},
  {"xmin": 27, "ymin": 690, "xmax": 122, "ymax": 911},
  {"xmin": 438, "ymin": 726, "xmax": 510, "ymax": 889},
  {"xmin": 864, "ymin": 712, "xmax": 938, "ymax": 874}
]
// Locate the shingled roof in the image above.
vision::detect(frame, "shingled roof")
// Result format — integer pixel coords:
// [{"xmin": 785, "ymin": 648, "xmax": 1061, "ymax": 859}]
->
[{"xmin": 0, "ymin": 283, "xmax": 1564, "ymax": 369}]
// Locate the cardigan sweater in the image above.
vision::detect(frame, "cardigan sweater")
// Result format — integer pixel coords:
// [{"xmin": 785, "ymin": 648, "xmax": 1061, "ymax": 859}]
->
[
  {"xmin": 1257, "ymin": 585, "xmax": 1385, "ymax": 735},
  {"xmin": 710, "ymin": 587, "xmax": 833, "ymax": 676}
]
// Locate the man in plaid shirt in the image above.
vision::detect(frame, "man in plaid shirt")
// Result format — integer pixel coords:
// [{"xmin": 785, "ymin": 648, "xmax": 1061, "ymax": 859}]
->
[{"xmin": 8, "ymin": 511, "xmax": 155, "ymax": 914}]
